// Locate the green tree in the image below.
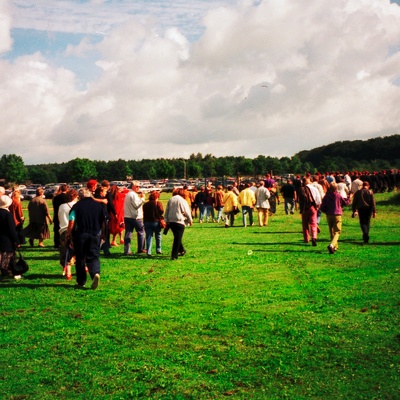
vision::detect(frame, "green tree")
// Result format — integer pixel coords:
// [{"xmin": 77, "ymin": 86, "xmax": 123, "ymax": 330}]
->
[
  {"xmin": 0, "ymin": 154, "xmax": 28, "ymax": 183},
  {"xmin": 67, "ymin": 158, "xmax": 97, "ymax": 182}
]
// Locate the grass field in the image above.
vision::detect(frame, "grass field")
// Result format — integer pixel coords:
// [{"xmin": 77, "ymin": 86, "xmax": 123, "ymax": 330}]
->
[{"xmin": 1, "ymin": 191, "xmax": 399, "ymax": 399}]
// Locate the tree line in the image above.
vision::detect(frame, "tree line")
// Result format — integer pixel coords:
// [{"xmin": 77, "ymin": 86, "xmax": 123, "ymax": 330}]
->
[{"xmin": 0, "ymin": 135, "xmax": 399, "ymax": 185}]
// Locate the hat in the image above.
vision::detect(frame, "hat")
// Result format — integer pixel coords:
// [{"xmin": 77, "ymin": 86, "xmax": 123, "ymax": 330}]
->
[
  {"xmin": 87, "ymin": 180, "xmax": 98, "ymax": 191},
  {"xmin": 0, "ymin": 195, "xmax": 12, "ymax": 209}
]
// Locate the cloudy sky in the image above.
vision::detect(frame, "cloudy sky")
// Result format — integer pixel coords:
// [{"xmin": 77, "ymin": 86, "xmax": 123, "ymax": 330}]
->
[{"xmin": 1, "ymin": 0, "xmax": 400, "ymax": 165}]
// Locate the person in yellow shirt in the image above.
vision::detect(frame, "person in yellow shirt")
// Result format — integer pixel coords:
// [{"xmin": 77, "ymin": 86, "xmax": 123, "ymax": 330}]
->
[
  {"xmin": 238, "ymin": 183, "xmax": 256, "ymax": 227},
  {"xmin": 223, "ymin": 186, "xmax": 238, "ymax": 227}
]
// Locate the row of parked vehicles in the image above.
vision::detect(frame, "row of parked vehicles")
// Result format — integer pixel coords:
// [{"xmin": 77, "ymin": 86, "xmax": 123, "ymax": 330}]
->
[{"xmin": 11, "ymin": 179, "xmax": 208, "ymax": 200}]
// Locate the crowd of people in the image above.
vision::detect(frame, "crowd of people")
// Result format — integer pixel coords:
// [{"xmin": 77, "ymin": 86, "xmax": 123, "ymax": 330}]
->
[{"xmin": 0, "ymin": 168, "xmax": 397, "ymax": 286}]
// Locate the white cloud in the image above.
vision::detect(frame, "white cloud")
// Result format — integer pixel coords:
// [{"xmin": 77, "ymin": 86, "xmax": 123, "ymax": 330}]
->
[
  {"xmin": 1, "ymin": 0, "xmax": 400, "ymax": 165},
  {"xmin": 0, "ymin": 1, "xmax": 13, "ymax": 53}
]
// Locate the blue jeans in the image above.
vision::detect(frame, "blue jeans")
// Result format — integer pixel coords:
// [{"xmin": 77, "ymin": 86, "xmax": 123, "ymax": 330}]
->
[
  {"xmin": 241, "ymin": 206, "xmax": 253, "ymax": 226},
  {"xmin": 198, "ymin": 204, "xmax": 206, "ymax": 222},
  {"xmin": 205, "ymin": 205, "xmax": 215, "ymax": 221},
  {"xmin": 124, "ymin": 218, "xmax": 145, "ymax": 254},
  {"xmin": 284, "ymin": 198, "xmax": 295, "ymax": 214},
  {"xmin": 144, "ymin": 221, "xmax": 162, "ymax": 255}
]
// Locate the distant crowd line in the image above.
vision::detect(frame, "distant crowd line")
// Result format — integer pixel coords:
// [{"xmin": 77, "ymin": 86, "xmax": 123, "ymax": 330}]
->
[{"xmin": 0, "ymin": 169, "xmax": 397, "ymax": 287}]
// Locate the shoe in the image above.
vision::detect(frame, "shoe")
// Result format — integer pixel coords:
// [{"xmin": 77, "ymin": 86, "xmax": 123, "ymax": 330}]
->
[
  {"xmin": 312, "ymin": 238, "xmax": 317, "ymax": 246},
  {"xmin": 124, "ymin": 252, "xmax": 132, "ymax": 256},
  {"xmin": 290, "ymin": 211, "xmax": 294, "ymax": 215},
  {"xmin": 171, "ymin": 257, "xmax": 178, "ymax": 260},
  {"xmin": 147, "ymin": 254, "xmax": 153, "ymax": 257},
  {"xmin": 179, "ymin": 251, "xmax": 186, "ymax": 257},
  {"xmin": 225, "ymin": 224, "xmax": 229, "ymax": 228},
  {"xmin": 120, "ymin": 239, "xmax": 125, "ymax": 244},
  {"xmin": 327, "ymin": 244, "xmax": 335, "ymax": 254},
  {"xmin": 91, "ymin": 274, "xmax": 100, "ymax": 290},
  {"xmin": 29, "ymin": 238, "xmax": 34, "ymax": 247},
  {"xmin": 62, "ymin": 267, "xmax": 67, "ymax": 276},
  {"xmin": 14, "ymin": 275, "xmax": 22, "ymax": 280},
  {"xmin": 39, "ymin": 243, "xmax": 45, "ymax": 248},
  {"xmin": 110, "ymin": 241, "xmax": 118, "ymax": 246},
  {"xmin": 137, "ymin": 250, "xmax": 147, "ymax": 254},
  {"xmin": 66, "ymin": 274, "xmax": 72, "ymax": 281},
  {"xmin": 156, "ymin": 251, "xmax": 163, "ymax": 254}
]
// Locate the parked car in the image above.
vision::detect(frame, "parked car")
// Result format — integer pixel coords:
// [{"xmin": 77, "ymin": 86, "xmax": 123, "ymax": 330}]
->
[{"xmin": 21, "ymin": 188, "xmax": 38, "ymax": 201}]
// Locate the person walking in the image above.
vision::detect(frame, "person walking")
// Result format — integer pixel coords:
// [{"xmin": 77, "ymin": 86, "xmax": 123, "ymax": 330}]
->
[
  {"xmin": 123, "ymin": 181, "xmax": 146, "ymax": 255},
  {"xmin": 23, "ymin": 187, "xmax": 52, "ymax": 248},
  {"xmin": 255, "ymin": 180, "xmax": 270, "ymax": 227},
  {"xmin": 352, "ymin": 181, "xmax": 376, "ymax": 244},
  {"xmin": 143, "ymin": 191, "xmax": 164, "ymax": 256},
  {"xmin": 0, "ymin": 195, "xmax": 20, "ymax": 279},
  {"xmin": 164, "ymin": 189, "xmax": 192, "ymax": 260},
  {"xmin": 66, "ymin": 187, "xmax": 106, "ymax": 289},
  {"xmin": 223, "ymin": 185, "xmax": 239, "ymax": 227},
  {"xmin": 298, "ymin": 177, "xmax": 321, "ymax": 246},
  {"xmin": 280, "ymin": 179, "xmax": 297, "ymax": 215},
  {"xmin": 320, "ymin": 182, "xmax": 350, "ymax": 254},
  {"xmin": 238, "ymin": 183, "xmax": 256, "ymax": 227}
]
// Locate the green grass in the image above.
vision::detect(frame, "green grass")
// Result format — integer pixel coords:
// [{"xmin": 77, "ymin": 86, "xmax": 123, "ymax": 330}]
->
[{"xmin": 1, "ymin": 192, "xmax": 400, "ymax": 399}]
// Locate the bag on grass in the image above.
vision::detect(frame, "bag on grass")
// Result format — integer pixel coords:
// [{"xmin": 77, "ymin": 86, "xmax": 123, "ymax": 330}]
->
[{"xmin": 11, "ymin": 250, "xmax": 29, "ymax": 276}]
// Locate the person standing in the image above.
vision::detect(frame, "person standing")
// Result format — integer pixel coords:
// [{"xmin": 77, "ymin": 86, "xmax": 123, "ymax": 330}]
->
[
  {"xmin": 143, "ymin": 191, "xmax": 164, "ymax": 256},
  {"xmin": 214, "ymin": 185, "xmax": 225, "ymax": 223},
  {"xmin": 23, "ymin": 187, "xmax": 52, "ymax": 247},
  {"xmin": 52, "ymin": 184, "xmax": 69, "ymax": 249},
  {"xmin": 320, "ymin": 182, "xmax": 350, "ymax": 254},
  {"xmin": 0, "ymin": 195, "xmax": 20, "ymax": 279},
  {"xmin": 352, "ymin": 181, "xmax": 376, "ymax": 244},
  {"xmin": 58, "ymin": 189, "xmax": 78, "ymax": 280},
  {"xmin": 123, "ymin": 181, "xmax": 146, "ymax": 255},
  {"xmin": 66, "ymin": 187, "xmax": 106, "ymax": 289},
  {"xmin": 194, "ymin": 186, "xmax": 207, "ymax": 223},
  {"xmin": 109, "ymin": 185, "xmax": 128, "ymax": 246},
  {"xmin": 298, "ymin": 178, "xmax": 321, "ymax": 246},
  {"xmin": 9, "ymin": 188, "xmax": 25, "ymax": 244},
  {"xmin": 255, "ymin": 180, "xmax": 270, "ymax": 227},
  {"xmin": 238, "ymin": 183, "xmax": 256, "ymax": 227},
  {"xmin": 164, "ymin": 189, "xmax": 192, "ymax": 260},
  {"xmin": 223, "ymin": 185, "xmax": 239, "ymax": 228},
  {"xmin": 280, "ymin": 179, "xmax": 297, "ymax": 215}
]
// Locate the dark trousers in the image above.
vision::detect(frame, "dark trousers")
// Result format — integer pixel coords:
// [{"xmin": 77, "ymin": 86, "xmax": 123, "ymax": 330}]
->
[
  {"xmin": 53, "ymin": 219, "xmax": 60, "ymax": 248},
  {"xmin": 169, "ymin": 222, "xmax": 185, "ymax": 260},
  {"xmin": 358, "ymin": 208, "xmax": 372, "ymax": 242},
  {"xmin": 73, "ymin": 232, "xmax": 101, "ymax": 286}
]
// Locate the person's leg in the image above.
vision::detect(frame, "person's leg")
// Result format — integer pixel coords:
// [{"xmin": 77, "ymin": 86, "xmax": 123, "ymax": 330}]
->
[
  {"xmin": 302, "ymin": 212, "xmax": 310, "ymax": 243},
  {"xmin": 170, "ymin": 222, "xmax": 184, "ymax": 259},
  {"xmin": 144, "ymin": 222, "xmax": 154, "ymax": 255},
  {"xmin": 358, "ymin": 209, "xmax": 371, "ymax": 243},
  {"xmin": 309, "ymin": 207, "xmax": 318, "ymax": 241},
  {"xmin": 242, "ymin": 206, "xmax": 248, "ymax": 226},
  {"xmin": 123, "ymin": 218, "xmax": 134, "ymax": 254},
  {"xmin": 330, "ymin": 215, "xmax": 342, "ymax": 250},
  {"xmin": 155, "ymin": 223, "xmax": 162, "ymax": 254},
  {"xmin": 134, "ymin": 219, "xmax": 145, "ymax": 253},
  {"xmin": 86, "ymin": 233, "xmax": 101, "ymax": 279},
  {"xmin": 73, "ymin": 233, "xmax": 87, "ymax": 286},
  {"xmin": 249, "ymin": 207, "xmax": 253, "ymax": 225}
]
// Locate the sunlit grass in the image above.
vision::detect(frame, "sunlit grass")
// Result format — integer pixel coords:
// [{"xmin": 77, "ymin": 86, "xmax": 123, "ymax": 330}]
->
[{"xmin": 1, "ymin": 191, "xmax": 399, "ymax": 398}]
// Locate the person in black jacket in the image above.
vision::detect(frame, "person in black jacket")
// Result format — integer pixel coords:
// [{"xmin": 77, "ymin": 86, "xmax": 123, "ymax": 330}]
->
[
  {"xmin": 0, "ymin": 195, "xmax": 20, "ymax": 279},
  {"xmin": 66, "ymin": 187, "xmax": 106, "ymax": 289}
]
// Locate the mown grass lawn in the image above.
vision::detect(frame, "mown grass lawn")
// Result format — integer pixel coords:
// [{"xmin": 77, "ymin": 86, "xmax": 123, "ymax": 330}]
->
[{"xmin": 1, "ymin": 191, "xmax": 399, "ymax": 399}]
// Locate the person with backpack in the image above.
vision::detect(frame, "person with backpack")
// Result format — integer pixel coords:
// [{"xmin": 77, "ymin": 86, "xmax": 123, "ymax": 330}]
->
[{"xmin": 298, "ymin": 177, "xmax": 321, "ymax": 246}]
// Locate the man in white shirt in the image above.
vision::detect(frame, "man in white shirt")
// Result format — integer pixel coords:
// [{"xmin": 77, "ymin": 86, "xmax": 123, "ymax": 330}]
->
[{"xmin": 123, "ymin": 181, "xmax": 145, "ymax": 255}]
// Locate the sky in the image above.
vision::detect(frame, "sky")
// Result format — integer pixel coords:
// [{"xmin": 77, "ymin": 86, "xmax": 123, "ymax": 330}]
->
[{"xmin": 1, "ymin": 0, "xmax": 400, "ymax": 165}]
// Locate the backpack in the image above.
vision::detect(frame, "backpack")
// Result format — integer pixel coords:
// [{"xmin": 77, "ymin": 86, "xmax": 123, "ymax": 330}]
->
[{"xmin": 298, "ymin": 186, "xmax": 316, "ymax": 213}]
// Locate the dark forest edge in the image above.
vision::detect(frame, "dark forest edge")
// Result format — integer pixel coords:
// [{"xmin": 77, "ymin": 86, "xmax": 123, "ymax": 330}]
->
[{"xmin": 1, "ymin": 134, "xmax": 399, "ymax": 184}]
